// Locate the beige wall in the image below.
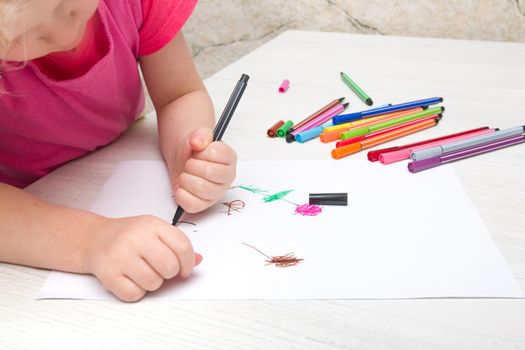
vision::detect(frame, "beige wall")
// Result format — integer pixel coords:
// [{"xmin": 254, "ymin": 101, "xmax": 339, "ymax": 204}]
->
[{"xmin": 183, "ymin": 0, "xmax": 525, "ymax": 78}]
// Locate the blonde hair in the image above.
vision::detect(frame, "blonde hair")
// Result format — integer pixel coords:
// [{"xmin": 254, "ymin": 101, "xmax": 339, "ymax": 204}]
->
[{"xmin": 1, "ymin": 1, "xmax": 30, "ymax": 46}]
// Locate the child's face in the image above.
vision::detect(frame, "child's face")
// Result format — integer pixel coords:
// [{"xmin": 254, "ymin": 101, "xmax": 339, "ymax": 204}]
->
[{"xmin": 1, "ymin": 0, "xmax": 100, "ymax": 61}]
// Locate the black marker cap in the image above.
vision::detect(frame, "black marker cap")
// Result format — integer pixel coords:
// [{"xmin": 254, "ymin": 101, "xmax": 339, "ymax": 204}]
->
[
  {"xmin": 309, "ymin": 193, "xmax": 348, "ymax": 206},
  {"xmin": 240, "ymin": 74, "xmax": 250, "ymax": 83},
  {"xmin": 285, "ymin": 133, "xmax": 296, "ymax": 143}
]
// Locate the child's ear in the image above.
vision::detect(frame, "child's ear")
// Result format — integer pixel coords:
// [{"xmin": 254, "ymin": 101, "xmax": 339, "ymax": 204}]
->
[{"xmin": 188, "ymin": 127, "xmax": 213, "ymax": 151}]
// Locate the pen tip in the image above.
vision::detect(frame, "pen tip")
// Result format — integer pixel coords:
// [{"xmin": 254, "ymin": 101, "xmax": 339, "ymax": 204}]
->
[
  {"xmin": 240, "ymin": 74, "xmax": 250, "ymax": 83},
  {"xmin": 171, "ymin": 206, "xmax": 185, "ymax": 226},
  {"xmin": 338, "ymin": 97, "xmax": 345, "ymax": 102}
]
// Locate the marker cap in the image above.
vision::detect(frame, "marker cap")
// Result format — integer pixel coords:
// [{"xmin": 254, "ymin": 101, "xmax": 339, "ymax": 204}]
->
[
  {"xmin": 407, "ymin": 157, "xmax": 442, "ymax": 173},
  {"xmin": 411, "ymin": 147, "xmax": 443, "ymax": 161},
  {"xmin": 379, "ymin": 149, "xmax": 412, "ymax": 164},
  {"xmin": 295, "ymin": 126, "xmax": 324, "ymax": 143},
  {"xmin": 309, "ymin": 193, "xmax": 348, "ymax": 206},
  {"xmin": 278, "ymin": 79, "xmax": 290, "ymax": 93},
  {"xmin": 367, "ymin": 147, "xmax": 399, "ymax": 161},
  {"xmin": 267, "ymin": 120, "xmax": 285, "ymax": 137},
  {"xmin": 340, "ymin": 127, "xmax": 369, "ymax": 140},
  {"xmin": 285, "ymin": 133, "xmax": 296, "ymax": 143},
  {"xmin": 331, "ymin": 143, "xmax": 362, "ymax": 159},
  {"xmin": 276, "ymin": 120, "xmax": 294, "ymax": 137}
]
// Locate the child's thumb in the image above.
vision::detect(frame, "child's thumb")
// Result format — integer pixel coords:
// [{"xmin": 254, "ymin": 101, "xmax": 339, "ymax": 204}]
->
[
  {"xmin": 194, "ymin": 252, "xmax": 203, "ymax": 266},
  {"xmin": 189, "ymin": 127, "xmax": 213, "ymax": 152}
]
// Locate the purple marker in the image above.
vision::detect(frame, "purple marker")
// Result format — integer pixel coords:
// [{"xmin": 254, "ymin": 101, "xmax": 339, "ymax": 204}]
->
[{"xmin": 408, "ymin": 134, "xmax": 525, "ymax": 173}]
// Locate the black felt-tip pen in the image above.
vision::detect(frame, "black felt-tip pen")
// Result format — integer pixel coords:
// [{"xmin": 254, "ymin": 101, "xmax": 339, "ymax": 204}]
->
[{"xmin": 171, "ymin": 74, "xmax": 250, "ymax": 226}]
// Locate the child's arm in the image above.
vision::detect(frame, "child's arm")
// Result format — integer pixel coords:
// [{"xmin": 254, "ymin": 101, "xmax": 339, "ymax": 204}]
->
[
  {"xmin": 0, "ymin": 183, "xmax": 200, "ymax": 301},
  {"xmin": 139, "ymin": 32, "xmax": 237, "ymax": 214}
]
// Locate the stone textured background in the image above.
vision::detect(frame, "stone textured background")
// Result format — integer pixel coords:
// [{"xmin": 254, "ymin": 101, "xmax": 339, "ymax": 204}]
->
[
  {"xmin": 183, "ymin": 0, "xmax": 525, "ymax": 78},
  {"xmin": 144, "ymin": 0, "xmax": 525, "ymax": 112}
]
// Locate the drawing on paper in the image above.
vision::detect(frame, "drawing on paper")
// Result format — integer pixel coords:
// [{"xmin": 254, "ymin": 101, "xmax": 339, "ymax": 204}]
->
[
  {"xmin": 234, "ymin": 185, "xmax": 322, "ymax": 216},
  {"xmin": 243, "ymin": 243, "xmax": 304, "ymax": 268},
  {"xmin": 178, "ymin": 221, "xmax": 198, "ymax": 232},
  {"xmin": 222, "ymin": 200, "xmax": 246, "ymax": 215},
  {"xmin": 294, "ymin": 203, "xmax": 323, "ymax": 216}
]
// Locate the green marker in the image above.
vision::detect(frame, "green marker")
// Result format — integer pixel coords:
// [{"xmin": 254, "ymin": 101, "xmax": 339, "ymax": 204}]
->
[
  {"xmin": 340, "ymin": 71, "xmax": 373, "ymax": 106},
  {"xmin": 276, "ymin": 120, "xmax": 293, "ymax": 137},
  {"xmin": 340, "ymin": 106, "xmax": 444, "ymax": 140}
]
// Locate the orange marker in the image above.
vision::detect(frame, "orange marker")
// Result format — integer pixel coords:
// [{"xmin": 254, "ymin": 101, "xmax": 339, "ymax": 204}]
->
[
  {"xmin": 320, "ymin": 107, "xmax": 424, "ymax": 143},
  {"xmin": 331, "ymin": 118, "xmax": 439, "ymax": 159}
]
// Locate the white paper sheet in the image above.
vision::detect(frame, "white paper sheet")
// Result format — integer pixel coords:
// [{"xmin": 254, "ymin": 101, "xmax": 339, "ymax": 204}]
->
[{"xmin": 38, "ymin": 160, "xmax": 524, "ymax": 300}]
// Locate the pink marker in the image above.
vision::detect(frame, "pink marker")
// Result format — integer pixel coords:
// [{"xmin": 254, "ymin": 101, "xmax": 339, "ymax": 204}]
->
[
  {"xmin": 379, "ymin": 128, "xmax": 496, "ymax": 164},
  {"xmin": 292, "ymin": 103, "xmax": 349, "ymax": 135},
  {"xmin": 278, "ymin": 79, "xmax": 290, "ymax": 93}
]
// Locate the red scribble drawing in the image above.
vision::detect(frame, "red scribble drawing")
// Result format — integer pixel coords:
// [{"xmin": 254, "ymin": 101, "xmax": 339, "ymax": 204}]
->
[
  {"xmin": 243, "ymin": 243, "xmax": 304, "ymax": 268},
  {"xmin": 222, "ymin": 199, "xmax": 245, "ymax": 215},
  {"xmin": 294, "ymin": 203, "xmax": 322, "ymax": 216}
]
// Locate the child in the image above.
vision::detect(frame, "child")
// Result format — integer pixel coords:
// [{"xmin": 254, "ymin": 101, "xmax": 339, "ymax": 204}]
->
[{"xmin": 0, "ymin": 0, "xmax": 237, "ymax": 301}]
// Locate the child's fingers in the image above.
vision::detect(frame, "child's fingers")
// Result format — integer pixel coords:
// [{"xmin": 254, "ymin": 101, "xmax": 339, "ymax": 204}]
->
[
  {"xmin": 124, "ymin": 258, "xmax": 164, "ymax": 292},
  {"xmin": 157, "ymin": 228, "xmax": 197, "ymax": 279},
  {"xmin": 188, "ymin": 128, "xmax": 213, "ymax": 152},
  {"xmin": 106, "ymin": 275, "xmax": 146, "ymax": 303},
  {"xmin": 178, "ymin": 172, "xmax": 225, "ymax": 201},
  {"xmin": 193, "ymin": 141, "xmax": 237, "ymax": 165},
  {"xmin": 184, "ymin": 158, "xmax": 236, "ymax": 185},
  {"xmin": 140, "ymin": 238, "xmax": 181, "ymax": 280},
  {"xmin": 174, "ymin": 186, "xmax": 211, "ymax": 213}
]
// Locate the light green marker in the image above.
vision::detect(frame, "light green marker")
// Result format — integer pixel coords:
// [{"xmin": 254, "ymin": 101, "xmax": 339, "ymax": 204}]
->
[
  {"xmin": 340, "ymin": 71, "xmax": 373, "ymax": 106},
  {"xmin": 339, "ymin": 106, "xmax": 444, "ymax": 140}
]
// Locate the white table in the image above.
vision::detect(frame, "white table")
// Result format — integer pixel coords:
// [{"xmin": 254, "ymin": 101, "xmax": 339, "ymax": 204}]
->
[{"xmin": 2, "ymin": 30, "xmax": 524, "ymax": 350}]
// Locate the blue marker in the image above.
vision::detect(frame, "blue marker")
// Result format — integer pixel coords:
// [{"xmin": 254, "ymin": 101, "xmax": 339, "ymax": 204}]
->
[
  {"xmin": 332, "ymin": 97, "xmax": 443, "ymax": 125},
  {"xmin": 295, "ymin": 121, "xmax": 333, "ymax": 143}
]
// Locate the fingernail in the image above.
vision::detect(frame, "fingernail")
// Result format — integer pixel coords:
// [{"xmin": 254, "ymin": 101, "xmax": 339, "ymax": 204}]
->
[{"xmin": 195, "ymin": 253, "xmax": 203, "ymax": 266}]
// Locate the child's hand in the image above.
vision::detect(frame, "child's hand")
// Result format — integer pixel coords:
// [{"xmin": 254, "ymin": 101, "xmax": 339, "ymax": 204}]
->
[
  {"xmin": 84, "ymin": 215, "xmax": 202, "ymax": 302},
  {"xmin": 171, "ymin": 127, "xmax": 237, "ymax": 213}
]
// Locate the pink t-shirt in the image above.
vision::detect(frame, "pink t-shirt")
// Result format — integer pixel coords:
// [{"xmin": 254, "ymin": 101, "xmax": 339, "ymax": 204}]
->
[{"xmin": 0, "ymin": 0, "xmax": 197, "ymax": 188}]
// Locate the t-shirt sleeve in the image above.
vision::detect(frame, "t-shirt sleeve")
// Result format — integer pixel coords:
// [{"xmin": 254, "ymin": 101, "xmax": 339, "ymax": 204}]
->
[{"xmin": 139, "ymin": 0, "xmax": 198, "ymax": 56}]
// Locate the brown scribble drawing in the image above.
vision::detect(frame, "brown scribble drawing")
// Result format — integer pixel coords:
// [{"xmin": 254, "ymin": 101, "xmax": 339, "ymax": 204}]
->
[
  {"xmin": 243, "ymin": 243, "xmax": 303, "ymax": 268},
  {"xmin": 222, "ymin": 199, "xmax": 245, "ymax": 215},
  {"xmin": 178, "ymin": 221, "xmax": 198, "ymax": 232},
  {"xmin": 178, "ymin": 221, "xmax": 196, "ymax": 226}
]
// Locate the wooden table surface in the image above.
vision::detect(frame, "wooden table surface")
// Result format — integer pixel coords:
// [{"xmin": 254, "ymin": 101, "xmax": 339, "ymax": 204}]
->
[{"xmin": 2, "ymin": 30, "xmax": 524, "ymax": 350}]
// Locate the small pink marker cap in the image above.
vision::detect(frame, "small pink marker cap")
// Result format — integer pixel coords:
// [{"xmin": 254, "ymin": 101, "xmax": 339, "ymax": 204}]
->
[
  {"xmin": 278, "ymin": 79, "xmax": 290, "ymax": 93},
  {"xmin": 379, "ymin": 149, "xmax": 412, "ymax": 164}
]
